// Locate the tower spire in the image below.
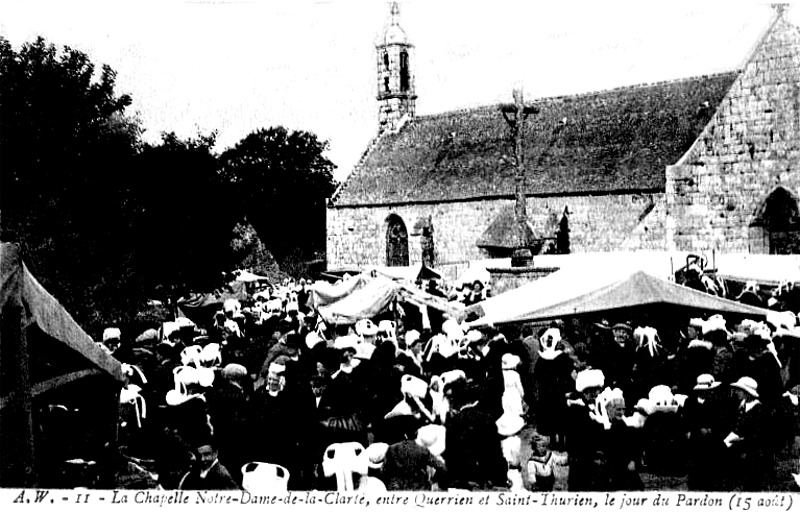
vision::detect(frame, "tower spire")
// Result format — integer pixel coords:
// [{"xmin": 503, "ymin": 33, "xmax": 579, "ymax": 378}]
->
[
  {"xmin": 376, "ymin": 1, "xmax": 416, "ymax": 133},
  {"xmin": 771, "ymin": 3, "xmax": 789, "ymax": 17}
]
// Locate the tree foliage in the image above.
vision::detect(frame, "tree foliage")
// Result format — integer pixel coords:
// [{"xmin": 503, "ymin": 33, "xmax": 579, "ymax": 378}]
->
[
  {"xmin": 0, "ymin": 37, "xmax": 239, "ymax": 333},
  {"xmin": 130, "ymin": 132, "xmax": 240, "ymax": 300},
  {"xmin": 0, "ymin": 37, "xmax": 337, "ymax": 333},
  {"xmin": 1, "ymin": 36, "xmax": 144, "ymax": 331},
  {"xmin": 219, "ymin": 127, "xmax": 338, "ymax": 264}
]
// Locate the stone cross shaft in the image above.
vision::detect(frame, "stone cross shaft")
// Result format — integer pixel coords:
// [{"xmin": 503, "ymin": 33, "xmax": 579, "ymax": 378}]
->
[{"xmin": 501, "ymin": 89, "xmax": 539, "ymax": 244}]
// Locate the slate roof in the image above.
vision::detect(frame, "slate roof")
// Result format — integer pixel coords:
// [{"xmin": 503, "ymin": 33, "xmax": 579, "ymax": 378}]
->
[{"xmin": 333, "ymin": 72, "xmax": 739, "ymax": 207}]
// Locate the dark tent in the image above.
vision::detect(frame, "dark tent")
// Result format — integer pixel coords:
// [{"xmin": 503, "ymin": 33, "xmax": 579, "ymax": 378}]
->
[
  {"xmin": 0, "ymin": 243, "xmax": 125, "ymax": 487},
  {"xmin": 468, "ymin": 268, "xmax": 775, "ymax": 326},
  {"xmin": 176, "ymin": 282, "xmax": 249, "ymax": 325}
]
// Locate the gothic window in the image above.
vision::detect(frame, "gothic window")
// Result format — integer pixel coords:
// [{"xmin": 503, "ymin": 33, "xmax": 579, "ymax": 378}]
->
[
  {"xmin": 749, "ymin": 187, "xmax": 800, "ymax": 254},
  {"xmin": 383, "ymin": 52, "xmax": 390, "ymax": 71},
  {"xmin": 386, "ymin": 214, "xmax": 409, "ymax": 267},
  {"xmin": 400, "ymin": 51, "xmax": 410, "ymax": 91}
]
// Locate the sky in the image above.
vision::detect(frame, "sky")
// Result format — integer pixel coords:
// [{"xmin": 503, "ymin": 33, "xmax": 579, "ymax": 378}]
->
[{"xmin": 0, "ymin": 1, "xmax": 795, "ymax": 181}]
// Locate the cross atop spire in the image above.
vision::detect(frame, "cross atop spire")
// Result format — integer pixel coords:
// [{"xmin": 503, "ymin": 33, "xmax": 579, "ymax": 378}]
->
[
  {"xmin": 390, "ymin": 2, "xmax": 400, "ymax": 25},
  {"xmin": 771, "ymin": 3, "xmax": 790, "ymax": 16}
]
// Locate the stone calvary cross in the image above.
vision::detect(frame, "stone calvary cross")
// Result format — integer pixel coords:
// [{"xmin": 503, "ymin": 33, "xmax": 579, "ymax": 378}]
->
[
  {"xmin": 500, "ymin": 89, "xmax": 540, "ymax": 265},
  {"xmin": 501, "ymin": 88, "xmax": 540, "ymax": 239}
]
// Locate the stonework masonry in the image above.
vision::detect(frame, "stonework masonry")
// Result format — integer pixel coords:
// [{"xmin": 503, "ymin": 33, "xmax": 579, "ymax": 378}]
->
[
  {"xmin": 330, "ymin": 9, "xmax": 800, "ymax": 272},
  {"xmin": 327, "ymin": 192, "xmax": 664, "ymax": 279},
  {"xmin": 667, "ymin": 14, "xmax": 800, "ymax": 253}
]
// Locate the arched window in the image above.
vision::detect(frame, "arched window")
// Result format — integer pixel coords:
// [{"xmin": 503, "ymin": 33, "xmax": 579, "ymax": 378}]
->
[
  {"xmin": 384, "ymin": 76, "xmax": 391, "ymax": 94},
  {"xmin": 400, "ymin": 51, "xmax": 410, "ymax": 92},
  {"xmin": 383, "ymin": 52, "xmax": 390, "ymax": 71},
  {"xmin": 749, "ymin": 187, "xmax": 800, "ymax": 254},
  {"xmin": 386, "ymin": 214, "xmax": 409, "ymax": 267}
]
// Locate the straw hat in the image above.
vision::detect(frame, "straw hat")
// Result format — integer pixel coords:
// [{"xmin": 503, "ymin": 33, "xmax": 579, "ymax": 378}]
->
[
  {"xmin": 694, "ymin": 374, "xmax": 721, "ymax": 391},
  {"xmin": 731, "ymin": 376, "xmax": 759, "ymax": 398}
]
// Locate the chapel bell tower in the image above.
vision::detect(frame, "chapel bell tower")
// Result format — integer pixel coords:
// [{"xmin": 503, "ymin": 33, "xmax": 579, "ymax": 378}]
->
[{"xmin": 376, "ymin": 2, "xmax": 416, "ymax": 133}]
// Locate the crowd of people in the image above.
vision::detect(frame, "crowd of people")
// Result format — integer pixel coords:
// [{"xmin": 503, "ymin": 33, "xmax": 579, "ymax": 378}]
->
[{"xmin": 70, "ymin": 274, "xmax": 800, "ymax": 492}]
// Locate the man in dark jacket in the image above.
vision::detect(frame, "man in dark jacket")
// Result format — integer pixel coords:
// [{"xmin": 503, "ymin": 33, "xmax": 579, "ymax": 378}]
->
[
  {"xmin": 682, "ymin": 374, "xmax": 730, "ymax": 490},
  {"xmin": 382, "ymin": 425, "xmax": 447, "ymax": 490},
  {"xmin": 443, "ymin": 380, "xmax": 507, "ymax": 489},
  {"xmin": 178, "ymin": 441, "xmax": 239, "ymax": 490},
  {"xmin": 207, "ymin": 364, "xmax": 251, "ymax": 486}
]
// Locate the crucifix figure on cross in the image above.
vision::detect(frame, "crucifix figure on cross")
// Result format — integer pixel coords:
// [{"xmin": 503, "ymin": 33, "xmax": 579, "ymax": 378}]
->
[{"xmin": 501, "ymin": 88, "xmax": 540, "ymax": 231}]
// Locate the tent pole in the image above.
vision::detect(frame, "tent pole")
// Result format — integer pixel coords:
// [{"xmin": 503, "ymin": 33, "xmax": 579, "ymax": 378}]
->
[{"xmin": 0, "ymin": 299, "xmax": 36, "ymax": 486}]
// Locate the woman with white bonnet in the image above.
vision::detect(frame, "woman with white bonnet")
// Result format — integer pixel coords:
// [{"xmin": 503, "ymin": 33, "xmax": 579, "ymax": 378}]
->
[
  {"xmin": 533, "ymin": 326, "xmax": 574, "ymax": 449},
  {"xmin": 248, "ymin": 358, "xmax": 304, "ymax": 489},
  {"xmin": 564, "ymin": 368, "xmax": 608, "ymax": 490}
]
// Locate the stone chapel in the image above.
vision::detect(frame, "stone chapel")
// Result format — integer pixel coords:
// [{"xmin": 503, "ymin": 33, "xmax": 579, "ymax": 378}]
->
[{"xmin": 327, "ymin": 4, "xmax": 800, "ymax": 278}]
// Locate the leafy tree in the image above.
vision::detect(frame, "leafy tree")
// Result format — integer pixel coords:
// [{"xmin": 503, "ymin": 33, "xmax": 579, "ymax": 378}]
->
[
  {"xmin": 129, "ymin": 132, "xmax": 241, "ymax": 303},
  {"xmin": 0, "ymin": 36, "xmax": 144, "ymax": 330},
  {"xmin": 219, "ymin": 127, "xmax": 338, "ymax": 265},
  {"xmin": 0, "ymin": 37, "xmax": 241, "ymax": 333},
  {"xmin": 230, "ymin": 221, "xmax": 280, "ymax": 275}
]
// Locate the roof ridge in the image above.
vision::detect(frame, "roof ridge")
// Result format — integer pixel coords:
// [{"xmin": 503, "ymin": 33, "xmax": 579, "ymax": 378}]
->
[
  {"xmin": 735, "ymin": 7, "xmax": 792, "ymax": 71},
  {"xmin": 532, "ymin": 70, "xmax": 742, "ymax": 103},
  {"xmin": 412, "ymin": 70, "xmax": 741, "ymax": 122},
  {"xmin": 675, "ymin": 8, "xmax": 800, "ymax": 166}
]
